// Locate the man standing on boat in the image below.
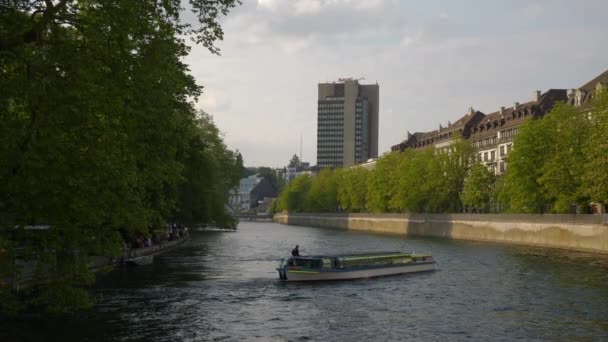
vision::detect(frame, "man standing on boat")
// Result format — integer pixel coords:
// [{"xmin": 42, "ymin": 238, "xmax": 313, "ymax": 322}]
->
[{"xmin": 291, "ymin": 245, "xmax": 300, "ymax": 257}]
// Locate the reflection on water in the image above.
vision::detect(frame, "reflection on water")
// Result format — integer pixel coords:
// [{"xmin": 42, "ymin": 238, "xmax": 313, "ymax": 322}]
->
[{"xmin": 2, "ymin": 221, "xmax": 608, "ymax": 341}]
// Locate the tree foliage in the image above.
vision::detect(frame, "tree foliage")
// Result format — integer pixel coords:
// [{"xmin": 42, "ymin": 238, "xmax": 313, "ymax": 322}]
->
[
  {"xmin": 366, "ymin": 152, "xmax": 399, "ymax": 213},
  {"xmin": 307, "ymin": 169, "xmax": 340, "ymax": 212},
  {"xmin": 499, "ymin": 119, "xmax": 550, "ymax": 213},
  {"xmin": 582, "ymin": 89, "xmax": 608, "ymax": 207},
  {"xmin": 256, "ymin": 166, "xmax": 284, "ymax": 192},
  {"xmin": 461, "ymin": 163, "xmax": 496, "ymax": 212},
  {"xmin": 501, "ymin": 101, "xmax": 596, "ymax": 213},
  {"xmin": 288, "ymin": 154, "xmax": 301, "ymax": 169},
  {"xmin": 337, "ymin": 168, "xmax": 368, "ymax": 212},
  {"xmin": 276, "ymin": 174, "xmax": 312, "ymax": 212},
  {"xmin": 0, "ymin": 0, "xmax": 241, "ymax": 314},
  {"xmin": 536, "ymin": 103, "xmax": 590, "ymax": 212},
  {"xmin": 277, "ymin": 139, "xmax": 474, "ymax": 215}
]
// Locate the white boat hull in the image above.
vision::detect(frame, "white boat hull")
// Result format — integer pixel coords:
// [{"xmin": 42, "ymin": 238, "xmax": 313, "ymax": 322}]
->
[
  {"xmin": 282, "ymin": 262, "xmax": 435, "ymax": 281},
  {"xmin": 125, "ymin": 255, "xmax": 154, "ymax": 266}
]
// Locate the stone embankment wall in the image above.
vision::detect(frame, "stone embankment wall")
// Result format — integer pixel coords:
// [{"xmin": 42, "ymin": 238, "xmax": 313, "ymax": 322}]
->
[{"xmin": 274, "ymin": 213, "xmax": 608, "ymax": 254}]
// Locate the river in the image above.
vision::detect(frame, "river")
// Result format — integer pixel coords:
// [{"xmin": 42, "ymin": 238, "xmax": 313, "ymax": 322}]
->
[{"xmin": 2, "ymin": 221, "xmax": 608, "ymax": 341}]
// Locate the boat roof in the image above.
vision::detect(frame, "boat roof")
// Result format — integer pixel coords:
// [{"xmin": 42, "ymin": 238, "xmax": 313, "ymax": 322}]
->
[{"xmin": 291, "ymin": 251, "xmax": 429, "ymax": 260}]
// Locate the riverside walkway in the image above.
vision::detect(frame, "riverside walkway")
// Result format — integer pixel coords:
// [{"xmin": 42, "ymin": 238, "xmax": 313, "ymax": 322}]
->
[{"xmin": 8, "ymin": 231, "xmax": 190, "ymax": 292}]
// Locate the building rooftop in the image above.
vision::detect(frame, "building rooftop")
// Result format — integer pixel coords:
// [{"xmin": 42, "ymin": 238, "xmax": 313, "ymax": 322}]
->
[
  {"xmin": 238, "ymin": 175, "xmax": 261, "ymax": 194},
  {"xmin": 579, "ymin": 69, "xmax": 608, "ymax": 93}
]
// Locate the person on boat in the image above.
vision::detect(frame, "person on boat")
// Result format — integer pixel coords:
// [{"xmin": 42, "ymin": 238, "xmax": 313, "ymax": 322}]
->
[{"xmin": 291, "ymin": 245, "xmax": 300, "ymax": 257}]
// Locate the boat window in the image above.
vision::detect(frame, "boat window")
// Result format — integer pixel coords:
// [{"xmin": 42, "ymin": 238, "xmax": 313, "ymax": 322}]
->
[
  {"xmin": 291, "ymin": 258, "xmax": 322, "ymax": 269},
  {"xmin": 339, "ymin": 254, "xmax": 414, "ymax": 268}
]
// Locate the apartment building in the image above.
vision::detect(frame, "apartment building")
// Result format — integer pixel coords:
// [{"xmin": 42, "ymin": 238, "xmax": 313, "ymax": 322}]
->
[{"xmin": 390, "ymin": 70, "xmax": 608, "ymax": 175}]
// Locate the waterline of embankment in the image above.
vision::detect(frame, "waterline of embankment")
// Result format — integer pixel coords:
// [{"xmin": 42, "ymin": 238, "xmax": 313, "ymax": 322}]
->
[{"xmin": 274, "ymin": 213, "xmax": 608, "ymax": 254}]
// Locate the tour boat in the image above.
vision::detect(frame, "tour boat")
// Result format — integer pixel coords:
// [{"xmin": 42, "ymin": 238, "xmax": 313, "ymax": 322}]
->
[{"xmin": 276, "ymin": 251, "xmax": 435, "ymax": 281}]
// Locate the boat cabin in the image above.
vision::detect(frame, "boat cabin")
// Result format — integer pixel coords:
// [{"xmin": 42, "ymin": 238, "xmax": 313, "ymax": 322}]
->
[{"xmin": 283, "ymin": 252, "xmax": 432, "ymax": 271}]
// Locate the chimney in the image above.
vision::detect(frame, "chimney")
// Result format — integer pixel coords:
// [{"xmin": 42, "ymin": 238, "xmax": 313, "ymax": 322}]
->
[
  {"xmin": 499, "ymin": 106, "xmax": 505, "ymax": 115},
  {"xmin": 439, "ymin": 123, "xmax": 442, "ymax": 131},
  {"xmin": 447, "ymin": 120, "xmax": 451, "ymax": 126},
  {"xmin": 533, "ymin": 90, "xmax": 541, "ymax": 101},
  {"xmin": 514, "ymin": 102, "xmax": 520, "ymax": 110},
  {"xmin": 568, "ymin": 88, "xmax": 577, "ymax": 97},
  {"xmin": 469, "ymin": 107, "xmax": 474, "ymax": 115}
]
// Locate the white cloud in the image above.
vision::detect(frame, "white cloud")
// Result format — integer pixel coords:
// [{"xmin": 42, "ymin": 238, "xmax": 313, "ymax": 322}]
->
[
  {"xmin": 197, "ymin": 90, "xmax": 231, "ymax": 113},
  {"xmin": 294, "ymin": 0, "xmax": 323, "ymax": 15},
  {"xmin": 256, "ymin": 0, "xmax": 280, "ymax": 11},
  {"xmin": 520, "ymin": 3, "xmax": 543, "ymax": 18},
  {"xmin": 400, "ymin": 29, "xmax": 423, "ymax": 47},
  {"xmin": 279, "ymin": 35, "xmax": 315, "ymax": 54},
  {"xmin": 348, "ymin": 0, "xmax": 385, "ymax": 11}
]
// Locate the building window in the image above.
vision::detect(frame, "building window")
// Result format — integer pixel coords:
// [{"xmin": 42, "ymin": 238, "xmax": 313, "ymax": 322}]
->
[
  {"xmin": 484, "ymin": 152, "xmax": 488, "ymax": 161},
  {"xmin": 491, "ymin": 151, "xmax": 495, "ymax": 161},
  {"xmin": 500, "ymin": 146, "xmax": 505, "ymax": 157}
]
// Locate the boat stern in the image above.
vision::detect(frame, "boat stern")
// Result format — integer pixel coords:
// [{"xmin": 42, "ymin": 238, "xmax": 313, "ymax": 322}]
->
[{"xmin": 277, "ymin": 258, "xmax": 288, "ymax": 280}]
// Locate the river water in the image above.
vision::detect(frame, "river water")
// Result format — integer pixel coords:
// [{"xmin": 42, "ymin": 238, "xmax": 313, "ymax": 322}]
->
[{"xmin": 2, "ymin": 221, "xmax": 608, "ymax": 341}]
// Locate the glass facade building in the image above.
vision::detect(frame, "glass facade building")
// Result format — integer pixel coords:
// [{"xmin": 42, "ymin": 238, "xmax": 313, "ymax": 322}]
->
[{"xmin": 317, "ymin": 79, "xmax": 378, "ymax": 168}]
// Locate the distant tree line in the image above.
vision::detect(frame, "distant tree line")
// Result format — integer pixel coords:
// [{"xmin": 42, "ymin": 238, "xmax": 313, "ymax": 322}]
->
[
  {"xmin": 0, "ymin": 0, "xmax": 241, "ymax": 315},
  {"xmin": 242, "ymin": 166, "xmax": 285, "ymax": 192},
  {"xmin": 276, "ymin": 90, "xmax": 608, "ymax": 215}
]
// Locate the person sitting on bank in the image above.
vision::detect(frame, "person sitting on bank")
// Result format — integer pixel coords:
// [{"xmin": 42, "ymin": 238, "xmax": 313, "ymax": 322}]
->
[{"xmin": 291, "ymin": 245, "xmax": 300, "ymax": 257}]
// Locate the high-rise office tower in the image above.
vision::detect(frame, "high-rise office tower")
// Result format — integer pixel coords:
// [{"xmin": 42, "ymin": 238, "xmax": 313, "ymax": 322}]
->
[{"xmin": 317, "ymin": 78, "xmax": 379, "ymax": 168}]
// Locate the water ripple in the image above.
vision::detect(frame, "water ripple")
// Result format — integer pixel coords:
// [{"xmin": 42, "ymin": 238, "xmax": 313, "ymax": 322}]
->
[{"xmin": 3, "ymin": 221, "xmax": 608, "ymax": 341}]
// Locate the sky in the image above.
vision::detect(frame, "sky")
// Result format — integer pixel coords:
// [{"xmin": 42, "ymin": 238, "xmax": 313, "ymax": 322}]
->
[{"xmin": 183, "ymin": 0, "xmax": 608, "ymax": 168}]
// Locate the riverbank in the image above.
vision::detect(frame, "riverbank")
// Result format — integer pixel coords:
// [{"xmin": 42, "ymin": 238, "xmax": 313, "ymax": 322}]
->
[
  {"xmin": 274, "ymin": 213, "xmax": 608, "ymax": 254},
  {"xmin": 11, "ymin": 233, "xmax": 190, "ymax": 291}
]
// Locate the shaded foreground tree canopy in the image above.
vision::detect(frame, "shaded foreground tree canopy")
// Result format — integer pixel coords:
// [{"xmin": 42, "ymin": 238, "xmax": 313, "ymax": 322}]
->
[
  {"xmin": 277, "ymin": 91, "xmax": 608, "ymax": 215},
  {"xmin": 0, "ymin": 0, "xmax": 241, "ymax": 314}
]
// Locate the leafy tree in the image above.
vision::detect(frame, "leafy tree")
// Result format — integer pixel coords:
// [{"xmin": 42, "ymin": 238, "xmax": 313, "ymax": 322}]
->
[
  {"xmin": 0, "ymin": 0, "xmax": 241, "ymax": 314},
  {"xmin": 537, "ymin": 103, "xmax": 590, "ymax": 213},
  {"xmin": 500, "ymin": 119, "xmax": 550, "ymax": 213},
  {"xmin": 388, "ymin": 137, "xmax": 472, "ymax": 214},
  {"xmin": 337, "ymin": 168, "xmax": 368, "ymax": 212},
  {"xmin": 288, "ymin": 154, "xmax": 301, "ymax": 168},
  {"xmin": 174, "ymin": 111, "xmax": 240, "ymax": 229},
  {"xmin": 277, "ymin": 174, "xmax": 312, "ymax": 212},
  {"xmin": 501, "ymin": 101, "xmax": 592, "ymax": 213},
  {"xmin": 235, "ymin": 152, "xmax": 246, "ymax": 179},
  {"xmin": 366, "ymin": 152, "xmax": 399, "ymax": 213},
  {"xmin": 307, "ymin": 169, "xmax": 340, "ymax": 212},
  {"xmin": 435, "ymin": 138, "xmax": 475, "ymax": 212},
  {"xmin": 243, "ymin": 167, "xmax": 258, "ymax": 177},
  {"xmin": 582, "ymin": 89, "xmax": 608, "ymax": 210},
  {"xmin": 391, "ymin": 148, "xmax": 439, "ymax": 213},
  {"xmin": 461, "ymin": 163, "xmax": 496, "ymax": 212},
  {"xmin": 257, "ymin": 166, "xmax": 283, "ymax": 192}
]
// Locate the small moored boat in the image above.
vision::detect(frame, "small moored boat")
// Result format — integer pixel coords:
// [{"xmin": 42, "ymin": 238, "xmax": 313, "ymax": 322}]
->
[
  {"xmin": 276, "ymin": 251, "xmax": 435, "ymax": 281},
  {"xmin": 125, "ymin": 255, "xmax": 154, "ymax": 266}
]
